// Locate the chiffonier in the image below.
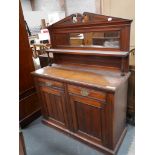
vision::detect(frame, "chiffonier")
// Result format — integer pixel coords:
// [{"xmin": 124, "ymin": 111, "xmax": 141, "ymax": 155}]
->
[{"xmin": 32, "ymin": 12, "xmax": 132, "ymax": 155}]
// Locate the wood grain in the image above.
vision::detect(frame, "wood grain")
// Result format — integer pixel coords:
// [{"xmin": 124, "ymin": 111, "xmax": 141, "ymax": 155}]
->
[
  {"xmin": 32, "ymin": 12, "xmax": 132, "ymax": 155},
  {"xmin": 68, "ymin": 84, "xmax": 106, "ymax": 101},
  {"xmin": 32, "ymin": 65, "xmax": 130, "ymax": 92}
]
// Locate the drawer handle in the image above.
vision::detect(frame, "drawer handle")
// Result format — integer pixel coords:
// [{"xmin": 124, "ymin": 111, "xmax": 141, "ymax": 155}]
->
[{"xmin": 80, "ymin": 89, "xmax": 89, "ymax": 97}]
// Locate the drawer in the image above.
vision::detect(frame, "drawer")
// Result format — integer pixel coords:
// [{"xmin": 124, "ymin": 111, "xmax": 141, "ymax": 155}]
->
[
  {"xmin": 68, "ymin": 84, "xmax": 106, "ymax": 101},
  {"xmin": 37, "ymin": 78, "xmax": 64, "ymax": 89}
]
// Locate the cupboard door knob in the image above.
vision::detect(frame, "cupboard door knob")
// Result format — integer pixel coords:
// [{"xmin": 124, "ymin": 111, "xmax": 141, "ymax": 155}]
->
[{"xmin": 80, "ymin": 89, "xmax": 89, "ymax": 97}]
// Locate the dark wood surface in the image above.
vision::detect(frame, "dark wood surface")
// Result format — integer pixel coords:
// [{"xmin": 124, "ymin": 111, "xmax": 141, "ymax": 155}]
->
[
  {"xmin": 53, "ymin": 53, "xmax": 129, "ymax": 73},
  {"xmin": 19, "ymin": 89, "xmax": 41, "ymax": 128},
  {"xmin": 32, "ymin": 12, "xmax": 132, "ymax": 155},
  {"xmin": 48, "ymin": 12, "xmax": 132, "ymax": 52},
  {"xmin": 19, "ymin": 2, "xmax": 41, "ymax": 128},
  {"xmin": 39, "ymin": 86, "xmax": 69, "ymax": 128},
  {"xmin": 39, "ymin": 53, "xmax": 53, "ymax": 68},
  {"xmin": 19, "ymin": 131, "xmax": 27, "ymax": 155},
  {"xmin": 39, "ymin": 55, "xmax": 49, "ymax": 68},
  {"xmin": 32, "ymin": 65, "xmax": 130, "ymax": 92},
  {"xmin": 127, "ymin": 66, "xmax": 135, "ymax": 125},
  {"xmin": 32, "ymin": 64, "xmax": 129, "ymax": 154},
  {"xmin": 39, "ymin": 52, "xmax": 129, "ymax": 74},
  {"xmin": 19, "ymin": 2, "xmax": 34, "ymax": 93}
]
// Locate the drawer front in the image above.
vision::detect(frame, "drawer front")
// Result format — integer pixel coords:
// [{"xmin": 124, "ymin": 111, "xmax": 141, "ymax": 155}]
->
[
  {"xmin": 68, "ymin": 84, "xmax": 106, "ymax": 101},
  {"xmin": 37, "ymin": 78, "xmax": 64, "ymax": 89}
]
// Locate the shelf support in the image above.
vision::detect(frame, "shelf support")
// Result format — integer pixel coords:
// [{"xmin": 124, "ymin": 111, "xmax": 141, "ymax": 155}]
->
[{"xmin": 121, "ymin": 57, "xmax": 125, "ymax": 76}]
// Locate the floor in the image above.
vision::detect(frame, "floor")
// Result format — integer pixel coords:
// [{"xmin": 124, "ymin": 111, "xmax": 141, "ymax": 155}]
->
[{"xmin": 22, "ymin": 117, "xmax": 135, "ymax": 155}]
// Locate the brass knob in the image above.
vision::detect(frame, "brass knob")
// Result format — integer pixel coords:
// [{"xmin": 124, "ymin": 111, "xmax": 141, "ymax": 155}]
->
[{"xmin": 80, "ymin": 88, "xmax": 89, "ymax": 97}]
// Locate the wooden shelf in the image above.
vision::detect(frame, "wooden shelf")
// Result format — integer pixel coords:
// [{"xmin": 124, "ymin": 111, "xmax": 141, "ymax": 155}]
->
[{"xmin": 46, "ymin": 48, "xmax": 129, "ymax": 57}]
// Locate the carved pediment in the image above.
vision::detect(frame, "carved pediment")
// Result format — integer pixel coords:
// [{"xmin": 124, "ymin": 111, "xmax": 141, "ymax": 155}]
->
[{"xmin": 48, "ymin": 12, "xmax": 132, "ymax": 28}]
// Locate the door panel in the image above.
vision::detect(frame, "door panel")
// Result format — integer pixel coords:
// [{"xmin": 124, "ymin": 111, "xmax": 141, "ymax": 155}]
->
[
  {"xmin": 39, "ymin": 86, "xmax": 68, "ymax": 128},
  {"xmin": 70, "ymin": 95, "xmax": 106, "ymax": 143},
  {"xmin": 76, "ymin": 101, "xmax": 102, "ymax": 139}
]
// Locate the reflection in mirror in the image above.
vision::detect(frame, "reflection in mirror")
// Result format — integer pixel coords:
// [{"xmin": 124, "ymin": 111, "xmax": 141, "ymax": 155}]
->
[{"xmin": 69, "ymin": 31, "xmax": 120, "ymax": 48}]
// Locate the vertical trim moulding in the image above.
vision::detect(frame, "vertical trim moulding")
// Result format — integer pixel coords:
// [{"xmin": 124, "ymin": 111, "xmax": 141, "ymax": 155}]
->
[
  {"xmin": 121, "ymin": 57, "xmax": 125, "ymax": 76},
  {"xmin": 103, "ymin": 93, "xmax": 114, "ymax": 149},
  {"xmin": 101, "ymin": 99, "xmax": 106, "ymax": 146},
  {"xmin": 61, "ymin": 91, "xmax": 70, "ymax": 129},
  {"xmin": 64, "ymin": 84, "xmax": 74, "ymax": 131}
]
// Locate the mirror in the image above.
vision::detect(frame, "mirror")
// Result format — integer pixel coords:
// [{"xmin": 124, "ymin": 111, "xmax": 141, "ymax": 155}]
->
[{"xmin": 69, "ymin": 31, "xmax": 120, "ymax": 48}]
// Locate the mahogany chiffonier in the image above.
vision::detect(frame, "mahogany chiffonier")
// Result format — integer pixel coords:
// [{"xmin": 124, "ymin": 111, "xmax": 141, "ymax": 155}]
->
[{"xmin": 32, "ymin": 12, "xmax": 132, "ymax": 155}]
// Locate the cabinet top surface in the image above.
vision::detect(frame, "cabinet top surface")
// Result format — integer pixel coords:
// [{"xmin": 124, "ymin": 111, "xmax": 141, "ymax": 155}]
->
[{"xmin": 32, "ymin": 64, "xmax": 130, "ymax": 92}]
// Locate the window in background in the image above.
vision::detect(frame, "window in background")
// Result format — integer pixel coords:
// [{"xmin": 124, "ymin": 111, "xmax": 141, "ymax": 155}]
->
[
  {"xmin": 65, "ymin": 0, "xmax": 101, "ymax": 15},
  {"xmin": 21, "ymin": 0, "xmax": 66, "ymax": 35},
  {"xmin": 21, "ymin": 0, "xmax": 101, "ymax": 35}
]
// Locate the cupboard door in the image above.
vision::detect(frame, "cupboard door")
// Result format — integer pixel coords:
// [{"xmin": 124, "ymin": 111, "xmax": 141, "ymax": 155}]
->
[
  {"xmin": 69, "ymin": 95, "xmax": 106, "ymax": 144},
  {"xmin": 39, "ymin": 86, "xmax": 68, "ymax": 128}
]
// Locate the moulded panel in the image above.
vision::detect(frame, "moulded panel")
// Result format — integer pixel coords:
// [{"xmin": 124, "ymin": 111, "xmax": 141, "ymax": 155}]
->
[
  {"xmin": 40, "ymin": 86, "xmax": 68, "ymax": 127},
  {"xmin": 75, "ymin": 101, "xmax": 102, "ymax": 139},
  {"xmin": 70, "ymin": 95, "xmax": 106, "ymax": 143}
]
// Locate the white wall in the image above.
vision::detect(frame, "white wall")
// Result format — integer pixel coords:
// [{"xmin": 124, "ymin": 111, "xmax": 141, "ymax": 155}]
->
[
  {"xmin": 65, "ymin": 0, "xmax": 101, "ymax": 15},
  {"xmin": 33, "ymin": 0, "xmax": 65, "ymax": 13},
  {"xmin": 21, "ymin": 0, "xmax": 134, "ymax": 47},
  {"xmin": 102, "ymin": 0, "xmax": 135, "ymax": 49},
  {"xmin": 21, "ymin": 0, "xmax": 32, "ymax": 12},
  {"xmin": 21, "ymin": 0, "xmax": 65, "ymax": 29},
  {"xmin": 66, "ymin": 0, "xmax": 96, "ymax": 15},
  {"xmin": 24, "ymin": 11, "xmax": 49, "ymax": 28}
]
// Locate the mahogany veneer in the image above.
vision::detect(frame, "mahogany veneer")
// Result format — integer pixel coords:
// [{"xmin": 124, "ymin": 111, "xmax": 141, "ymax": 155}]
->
[{"xmin": 32, "ymin": 12, "xmax": 132, "ymax": 155}]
